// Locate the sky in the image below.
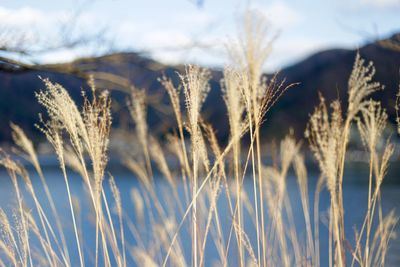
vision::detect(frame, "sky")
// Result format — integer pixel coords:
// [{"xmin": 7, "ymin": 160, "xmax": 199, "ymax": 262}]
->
[{"xmin": 0, "ymin": 0, "xmax": 399, "ymax": 71}]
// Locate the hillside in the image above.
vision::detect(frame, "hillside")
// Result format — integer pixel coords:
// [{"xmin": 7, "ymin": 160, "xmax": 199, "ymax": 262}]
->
[{"xmin": 0, "ymin": 34, "xmax": 399, "ymax": 144}]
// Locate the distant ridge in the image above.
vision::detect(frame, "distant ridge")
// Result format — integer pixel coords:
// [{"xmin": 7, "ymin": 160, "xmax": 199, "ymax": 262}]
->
[
  {"xmin": 270, "ymin": 34, "xmax": 400, "ymax": 138},
  {"xmin": 0, "ymin": 33, "xmax": 399, "ymax": 144}
]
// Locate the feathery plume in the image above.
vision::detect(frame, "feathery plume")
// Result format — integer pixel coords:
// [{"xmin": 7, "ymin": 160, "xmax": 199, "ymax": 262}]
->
[
  {"xmin": 356, "ymin": 100, "xmax": 387, "ymax": 152},
  {"xmin": 347, "ymin": 53, "xmax": 384, "ymax": 120}
]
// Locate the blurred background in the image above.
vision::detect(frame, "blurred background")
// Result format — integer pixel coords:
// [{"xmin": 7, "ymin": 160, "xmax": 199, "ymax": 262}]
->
[
  {"xmin": 0, "ymin": 0, "xmax": 399, "ymax": 148},
  {"xmin": 1, "ymin": 0, "xmax": 399, "ymax": 68},
  {"xmin": 0, "ymin": 0, "xmax": 400, "ymax": 146}
]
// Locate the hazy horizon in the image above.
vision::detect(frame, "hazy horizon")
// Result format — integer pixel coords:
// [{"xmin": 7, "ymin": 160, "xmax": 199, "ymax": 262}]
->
[{"xmin": 1, "ymin": 0, "xmax": 399, "ymax": 71}]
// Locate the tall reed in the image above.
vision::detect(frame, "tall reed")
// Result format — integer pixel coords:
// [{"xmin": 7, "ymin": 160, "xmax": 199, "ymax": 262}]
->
[{"xmin": 0, "ymin": 10, "xmax": 398, "ymax": 267}]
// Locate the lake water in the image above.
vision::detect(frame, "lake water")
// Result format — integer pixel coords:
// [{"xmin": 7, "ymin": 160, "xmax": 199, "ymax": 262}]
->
[{"xmin": 0, "ymin": 162, "xmax": 399, "ymax": 266}]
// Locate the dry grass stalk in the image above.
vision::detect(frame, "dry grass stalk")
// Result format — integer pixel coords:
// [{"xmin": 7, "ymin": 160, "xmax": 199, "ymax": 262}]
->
[
  {"xmin": 131, "ymin": 247, "xmax": 158, "ymax": 267},
  {"xmin": 128, "ymin": 86, "xmax": 152, "ymax": 179},
  {"xmin": 306, "ymin": 96, "xmax": 345, "ymax": 266},
  {"xmin": 149, "ymin": 136, "xmax": 174, "ymax": 187},
  {"xmin": 306, "ymin": 53, "xmax": 391, "ymax": 267},
  {"xmin": 228, "ymin": 11, "xmax": 294, "ymax": 266},
  {"xmin": 222, "ymin": 67, "xmax": 246, "ymax": 265},
  {"xmin": 0, "ymin": 155, "xmax": 33, "ymax": 267},
  {"xmin": 294, "ymin": 154, "xmax": 315, "ymax": 266},
  {"xmin": 109, "ymin": 176, "xmax": 126, "ymax": 267},
  {"xmin": 160, "ymin": 76, "xmax": 192, "ymax": 188},
  {"xmin": 370, "ymin": 211, "xmax": 398, "ymax": 267},
  {"xmin": 1, "ymin": 11, "xmax": 399, "ymax": 267},
  {"xmin": 178, "ymin": 65, "xmax": 210, "ymax": 267},
  {"xmin": 10, "ymin": 123, "xmax": 72, "ymax": 265},
  {"xmin": 359, "ymin": 101, "xmax": 387, "ymax": 257},
  {"xmin": 36, "ymin": 78, "xmax": 113, "ymax": 267}
]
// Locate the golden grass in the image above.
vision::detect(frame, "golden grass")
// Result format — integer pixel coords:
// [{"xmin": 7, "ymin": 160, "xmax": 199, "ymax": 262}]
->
[{"xmin": 0, "ymin": 10, "xmax": 399, "ymax": 267}]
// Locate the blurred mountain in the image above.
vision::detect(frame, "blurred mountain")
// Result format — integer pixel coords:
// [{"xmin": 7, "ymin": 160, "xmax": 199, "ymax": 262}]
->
[
  {"xmin": 0, "ymin": 53, "xmax": 181, "ymax": 144},
  {"xmin": 0, "ymin": 33, "xmax": 399, "ymax": 145},
  {"xmin": 270, "ymin": 36, "xmax": 400, "ymax": 139}
]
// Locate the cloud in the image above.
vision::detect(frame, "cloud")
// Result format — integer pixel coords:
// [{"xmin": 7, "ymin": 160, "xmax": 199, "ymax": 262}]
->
[
  {"xmin": 361, "ymin": 0, "xmax": 400, "ymax": 8},
  {"xmin": 257, "ymin": 1, "xmax": 303, "ymax": 29},
  {"xmin": 140, "ymin": 30, "xmax": 192, "ymax": 49},
  {"xmin": 0, "ymin": 6, "xmax": 66, "ymax": 32},
  {"xmin": 112, "ymin": 8, "xmax": 221, "ymax": 64},
  {"xmin": 0, "ymin": 6, "xmax": 44, "ymax": 26},
  {"xmin": 176, "ymin": 11, "xmax": 215, "ymax": 29},
  {"xmin": 0, "ymin": 5, "xmax": 100, "ymax": 27},
  {"xmin": 0, "ymin": 5, "xmax": 108, "ymax": 62},
  {"xmin": 111, "ymin": 2, "xmax": 306, "ymax": 70},
  {"xmin": 38, "ymin": 49, "xmax": 81, "ymax": 63},
  {"xmin": 0, "ymin": 2, "xmax": 353, "ymax": 70}
]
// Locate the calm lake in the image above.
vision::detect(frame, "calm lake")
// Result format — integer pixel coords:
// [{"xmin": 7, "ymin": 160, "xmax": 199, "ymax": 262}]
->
[{"xmin": 0, "ymin": 161, "xmax": 399, "ymax": 266}]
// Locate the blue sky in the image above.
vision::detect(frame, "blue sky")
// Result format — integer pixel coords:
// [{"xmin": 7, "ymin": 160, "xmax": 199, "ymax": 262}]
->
[{"xmin": 0, "ymin": 0, "xmax": 399, "ymax": 71}]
